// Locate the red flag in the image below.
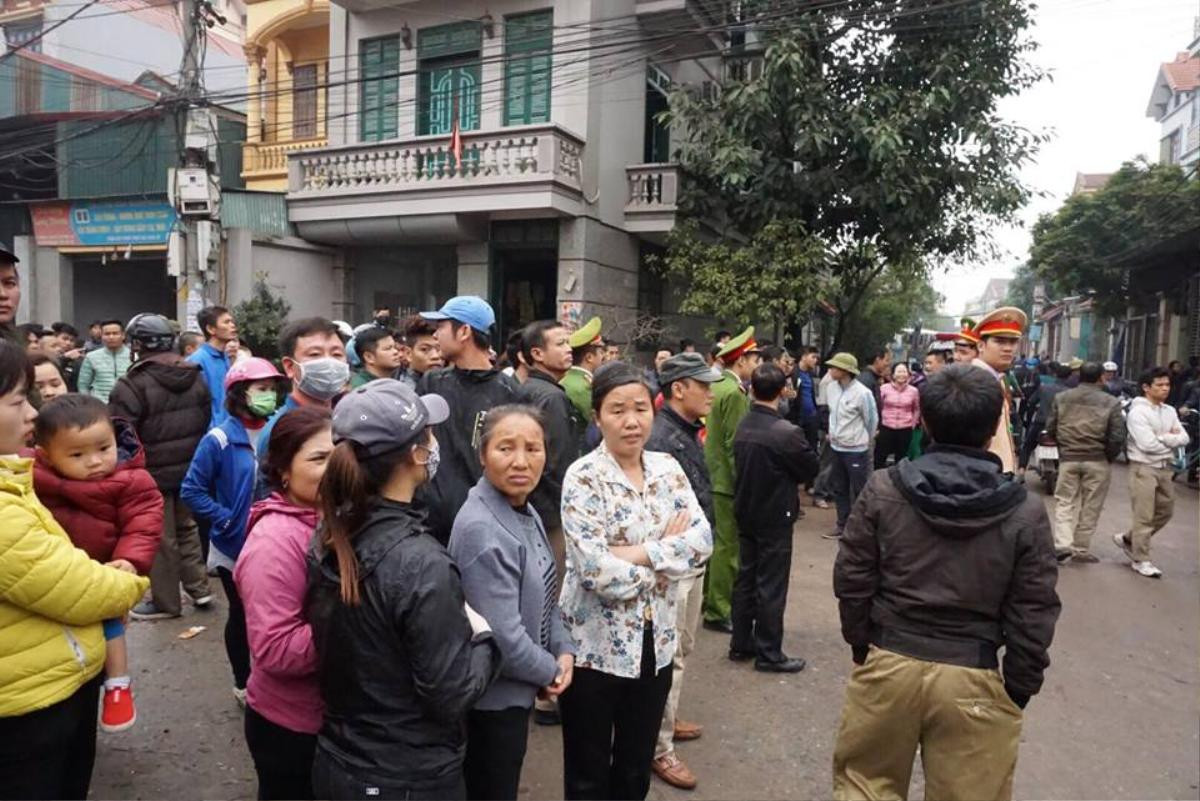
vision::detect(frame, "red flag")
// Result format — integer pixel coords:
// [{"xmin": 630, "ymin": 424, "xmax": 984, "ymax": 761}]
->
[{"xmin": 449, "ymin": 96, "xmax": 463, "ymax": 171}]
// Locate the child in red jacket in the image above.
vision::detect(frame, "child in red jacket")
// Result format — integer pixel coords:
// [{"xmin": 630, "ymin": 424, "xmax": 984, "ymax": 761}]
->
[{"xmin": 33, "ymin": 394, "xmax": 164, "ymax": 732}]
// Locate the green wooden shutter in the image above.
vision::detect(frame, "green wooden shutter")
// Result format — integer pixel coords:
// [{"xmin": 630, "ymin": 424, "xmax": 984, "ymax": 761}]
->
[
  {"xmin": 359, "ymin": 36, "xmax": 399, "ymax": 142},
  {"xmin": 503, "ymin": 11, "xmax": 552, "ymax": 126}
]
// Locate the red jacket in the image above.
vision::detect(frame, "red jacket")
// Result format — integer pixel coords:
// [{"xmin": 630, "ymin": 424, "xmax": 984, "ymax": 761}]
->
[{"xmin": 33, "ymin": 418, "xmax": 164, "ymax": 574}]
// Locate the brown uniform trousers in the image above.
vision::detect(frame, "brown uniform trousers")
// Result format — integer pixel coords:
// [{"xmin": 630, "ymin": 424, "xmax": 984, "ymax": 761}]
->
[{"xmin": 833, "ymin": 647, "xmax": 1024, "ymax": 801}]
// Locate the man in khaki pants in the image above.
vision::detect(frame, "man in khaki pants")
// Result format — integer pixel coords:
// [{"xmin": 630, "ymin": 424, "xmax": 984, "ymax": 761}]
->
[
  {"xmin": 833, "ymin": 365, "xmax": 1061, "ymax": 801},
  {"xmin": 1114, "ymin": 367, "xmax": 1190, "ymax": 579},
  {"xmin": 1046, "ymin": 361, "xmax": 1126, "ymax": 563}
]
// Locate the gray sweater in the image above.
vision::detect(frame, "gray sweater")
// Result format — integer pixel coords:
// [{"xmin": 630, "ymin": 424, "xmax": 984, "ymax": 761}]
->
[{"xmin": 449, "ymin": 476, "xmax": 575, "ymax": 711}]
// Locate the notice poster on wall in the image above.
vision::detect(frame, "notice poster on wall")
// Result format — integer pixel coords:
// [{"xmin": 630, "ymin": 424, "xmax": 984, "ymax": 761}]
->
[
  {"xmin": 559, "ymin": 301, "xmax": 583, "ymax": 330},
  {"xmin": 31, "ymin": 200, "xmax": 176, "ymax": 247}
]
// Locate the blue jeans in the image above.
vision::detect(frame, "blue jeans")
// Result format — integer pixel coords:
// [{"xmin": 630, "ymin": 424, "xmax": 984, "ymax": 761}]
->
[
  {"xmin": 830, "ymin": 449, "xmax": 870, "ymax": 531},
  {"xmin": 102, "ymin": 618, "xmax": 124, "ymax": 640}
]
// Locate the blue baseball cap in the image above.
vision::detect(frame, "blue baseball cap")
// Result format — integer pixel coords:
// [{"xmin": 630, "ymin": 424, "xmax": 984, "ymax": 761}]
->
[{"xmin": 419, "ymin": 295, "xmax": 495, "ymax": 333}]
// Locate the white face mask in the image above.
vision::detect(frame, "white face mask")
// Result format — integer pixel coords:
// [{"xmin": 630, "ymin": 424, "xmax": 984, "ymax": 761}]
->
[
  {"xmin": 295, "ymin": 357, "xmax": 350, "ymax": 401},
  {"xmin": 417, "ymin": 438, "xmax": 441, "ymax": 481}
]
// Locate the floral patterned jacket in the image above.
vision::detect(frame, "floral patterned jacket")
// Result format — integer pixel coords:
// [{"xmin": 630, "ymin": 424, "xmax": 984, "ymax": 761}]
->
[{"xmin": 559, "ymin": 442, "xmax": 713, "ymax": 679}]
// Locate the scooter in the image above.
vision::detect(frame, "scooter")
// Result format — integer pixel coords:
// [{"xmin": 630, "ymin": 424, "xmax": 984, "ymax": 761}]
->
[{"xmin": 1032, "ymin": 430, "xmax": 1059, "ymax": 494}]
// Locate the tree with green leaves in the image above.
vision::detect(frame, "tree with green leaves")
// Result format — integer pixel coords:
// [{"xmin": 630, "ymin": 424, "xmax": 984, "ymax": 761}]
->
[
  {"xmin": 1028, "ymin": 159, "xmax": 1200, "ymax": 316},
  {"xmin": 232, "ymin": 277, "xmax": 291, "ymax": 362},
  {"xmin": 658, "ymin": 0, "xmax": 1042, "ymax": 350},
  {"xmin": 837, "ymin": 265, "xmax": 943, "ymax": 361}
]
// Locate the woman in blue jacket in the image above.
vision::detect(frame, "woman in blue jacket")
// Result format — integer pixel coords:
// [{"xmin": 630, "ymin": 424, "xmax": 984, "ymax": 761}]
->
[{"xmin": 181, "ymin": 357, "xmax": 286, "ymax": 704}]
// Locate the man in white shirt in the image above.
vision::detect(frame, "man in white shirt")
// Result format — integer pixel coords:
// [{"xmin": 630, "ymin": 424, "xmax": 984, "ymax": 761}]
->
[
  {"xmin": 823, "ymin": 353, "xmax": 878, "ymax": 539},
  {"xmin": 1114, "ymin": 367, "xmax": 1190, "ymax": 578}
]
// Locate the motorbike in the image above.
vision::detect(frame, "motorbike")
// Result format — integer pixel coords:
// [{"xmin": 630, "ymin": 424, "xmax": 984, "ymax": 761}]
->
[{"xmin": 1032, "ymin": 430, "xmax": 1059, "ymax": 493}]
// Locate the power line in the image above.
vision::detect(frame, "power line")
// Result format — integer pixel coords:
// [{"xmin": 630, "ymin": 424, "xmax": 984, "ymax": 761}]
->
[{"xmin": 0, "ymin": 0, "xmax": 102, "ymax": 63}]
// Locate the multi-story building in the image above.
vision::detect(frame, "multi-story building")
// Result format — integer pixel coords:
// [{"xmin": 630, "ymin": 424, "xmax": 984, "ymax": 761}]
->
[
  {"xmin": 962, "ymin": 277, "xmax": 1011, "ymax": 319},
  {"xmin": 1146, "ymin": 16, "xmax": 1200, "ymax": 170},
  {"xmin": 242, "ymin": 0, "xmax": 331, "ymax": 190},
  {"xmin": 283, "ymin": 0, "xmax": 724, "ymax": 346}
]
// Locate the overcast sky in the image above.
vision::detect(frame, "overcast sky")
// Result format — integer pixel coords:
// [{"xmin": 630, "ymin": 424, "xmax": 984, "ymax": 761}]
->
[{"xmin": 932, "ymin": 0, "xmax": 1200, "ymax": 317}]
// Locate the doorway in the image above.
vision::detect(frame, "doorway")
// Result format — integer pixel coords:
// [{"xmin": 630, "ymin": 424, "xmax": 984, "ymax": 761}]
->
[{"xmin": 490, "ymin": 220, "xmax": 559, "ymax": 345}]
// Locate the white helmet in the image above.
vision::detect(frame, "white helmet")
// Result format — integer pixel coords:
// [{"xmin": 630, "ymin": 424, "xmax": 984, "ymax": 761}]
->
[{"xmin": 1103, "ymin": 361, "xmax": 1118, "ymax": 372}]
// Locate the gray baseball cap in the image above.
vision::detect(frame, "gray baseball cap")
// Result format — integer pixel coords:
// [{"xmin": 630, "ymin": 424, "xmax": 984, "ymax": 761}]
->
[
  {"xmin": 658, "ymin": 352, "xmax": 720, "ymax": 386},
  {"xmin": 332, "ymin": 379, "xmax": 449, "ymax": 456}
]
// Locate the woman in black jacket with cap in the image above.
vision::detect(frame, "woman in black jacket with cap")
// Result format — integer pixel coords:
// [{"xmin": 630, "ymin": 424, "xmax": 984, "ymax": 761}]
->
[{"xmin": 307, "ymin": 379, "xmax": 500, "ymax": 801}]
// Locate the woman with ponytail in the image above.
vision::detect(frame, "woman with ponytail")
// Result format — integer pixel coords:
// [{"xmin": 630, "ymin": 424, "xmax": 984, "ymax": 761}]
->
[{"xmin": 306, "ymin": 380, "xmax": 500, "ymax": 801}]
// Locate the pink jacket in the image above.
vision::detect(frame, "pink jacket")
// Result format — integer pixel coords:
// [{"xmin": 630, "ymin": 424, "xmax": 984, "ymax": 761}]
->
[
  {"xmin": 879, "ymin": 382, "xmax": 921, "ymax": 430},
  {"xmin": 234, "ymin": 493, "xmax": 323, "ymax": 734}
]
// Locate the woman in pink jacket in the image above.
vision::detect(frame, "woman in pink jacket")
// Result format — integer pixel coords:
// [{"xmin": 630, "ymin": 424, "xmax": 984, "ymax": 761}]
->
[
  {"xmin": 874, "ymin": 363, "xmax": 921, "ymax": 469},
  {"xmin": 234, "ymin": 407, "xmax": 333, "ymax": 800}
]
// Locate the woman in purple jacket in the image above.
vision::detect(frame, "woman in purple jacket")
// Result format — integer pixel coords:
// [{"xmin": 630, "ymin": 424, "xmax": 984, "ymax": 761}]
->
[{"xmin": 234, "ymin": 407, "xmax": 333, "ymax": 800}]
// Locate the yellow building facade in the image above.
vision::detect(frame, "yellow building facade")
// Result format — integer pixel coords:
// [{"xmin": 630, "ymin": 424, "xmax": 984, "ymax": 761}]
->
[{"xmin": 242, "ymin": 0, "xmax": 329, "ymax": 190}]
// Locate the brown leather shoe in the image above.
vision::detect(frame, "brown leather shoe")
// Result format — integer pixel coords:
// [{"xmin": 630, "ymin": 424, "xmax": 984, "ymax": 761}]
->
[
  {"xmin": 673, "ymin": 720, "xmax": 703, "ymax": 741},
  {"xmin": 652, "ymin": 753, "xmax": 697, "ymax": 790}
]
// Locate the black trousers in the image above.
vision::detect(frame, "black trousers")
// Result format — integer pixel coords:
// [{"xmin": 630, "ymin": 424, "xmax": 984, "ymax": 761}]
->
[
  {"xmin": 874, "ymin": 426, "xmax": 913, "ymax": 469},
  {"xmin": 217, "ymin": 567, "xmax": 251, "ymax": 690},
  {"xmin": 312, "ymin": 749, "xmax": 465, "ymax": 801},
  {"xmin": 559, "ymin": 625, "xmax": 672, "ymax": 801},
  {"xmin": 464, "ymin": 707, "xmax": 530, "ymax": 801},
  {"xmin": 244, "ymin": 703, "xmax": 317, "ymax": 800},
  {"xmin": 730, "ymin": 525, "xmax": 794, "ymax": 663},
  {"xmin": 1018, "ymin": 420, "xmax": 1044, "ymax": 470},
  {"xmin": 0, "ymin": 675, "xmax": 101, "ymax": 800}
]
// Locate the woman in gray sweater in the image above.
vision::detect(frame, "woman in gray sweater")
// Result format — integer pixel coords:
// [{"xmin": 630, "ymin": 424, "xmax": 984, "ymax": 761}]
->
[{"xmin": 449, "ymin": 404, "xmax": 576, "ymax": 801}]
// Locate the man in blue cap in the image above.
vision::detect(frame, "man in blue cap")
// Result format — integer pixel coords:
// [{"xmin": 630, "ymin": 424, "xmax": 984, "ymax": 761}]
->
[{"xmin": 416, "ymin": 296, "xmax": 521, "ymax": 543}]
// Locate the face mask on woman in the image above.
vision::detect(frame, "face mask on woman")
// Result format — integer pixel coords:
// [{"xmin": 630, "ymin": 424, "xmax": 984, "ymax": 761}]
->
[
  {"xmin": 247, "ymin": 389, "xmax": 278, "ymax": 418},
  {"xmin": 417, "ymin": 438, "xmax": 441, "ymax": 481},
  {"xmin": 296, "ymin": 357, "xmax": 350, "ymax": 401}
]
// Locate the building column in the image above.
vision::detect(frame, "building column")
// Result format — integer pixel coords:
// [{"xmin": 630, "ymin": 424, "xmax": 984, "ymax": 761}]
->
[
  {"xmin": 331, "ymin": 250, "xmax": 355, "ymax": 321},
  {"xmin": 557, "ymin": 218, "xmax": 639, "ymax": 345},
  {"xmin": 456, "ymin": 242, "xmax": 489, "ymax": 298},
  {"xmin": 17, "ymin": 237, "xmax": 73, "ymax": 326}
]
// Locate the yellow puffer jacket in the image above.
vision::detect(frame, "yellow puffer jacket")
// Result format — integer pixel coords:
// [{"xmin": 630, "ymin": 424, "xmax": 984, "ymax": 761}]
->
[{"xmin": 0, "ymin": 456, "xmax": 149, "ymax": 718}]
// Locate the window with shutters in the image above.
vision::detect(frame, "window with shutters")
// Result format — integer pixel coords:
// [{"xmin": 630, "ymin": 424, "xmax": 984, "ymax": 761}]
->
[
  {"xmin": 292, "ymin": 63, "xmax": 319, "ymax": 139},
  {"xmin": 503, "ymin": 10, "xmax": 551, "ymax": 126},
  {"xmin": 417, "ymin": 22, "xmax": 482, "ymax": 136},
  {"xmin": 359, "ymin": 37, "xmax": 399, "ymax": 142}
]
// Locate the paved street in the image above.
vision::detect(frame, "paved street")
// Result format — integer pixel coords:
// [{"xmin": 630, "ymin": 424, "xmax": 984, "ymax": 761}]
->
[{"xmin": 92, "ymin": 465, "xmax": 1199, "ymax": 801}]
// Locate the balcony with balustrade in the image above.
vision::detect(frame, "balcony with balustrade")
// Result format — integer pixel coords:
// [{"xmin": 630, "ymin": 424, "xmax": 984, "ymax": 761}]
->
[
  {"xmin": 624, "ymin": 163, "xmax": 680, "ymax": 242},
  {"xmin": 285, "ymin": 123, "xmax": 587, "ymax": 243}
]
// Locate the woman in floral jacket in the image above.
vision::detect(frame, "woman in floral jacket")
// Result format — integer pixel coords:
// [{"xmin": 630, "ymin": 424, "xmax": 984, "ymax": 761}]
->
[{"xmin": 558, "ymin": 362, "xmax": 712, "ymax": 801}]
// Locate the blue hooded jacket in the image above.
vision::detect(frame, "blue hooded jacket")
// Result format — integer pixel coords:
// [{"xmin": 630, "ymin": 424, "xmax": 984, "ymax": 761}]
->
[
  {"xmin": 180, "ymin": 417, "xmax": 258, "ymax": 561},
  {"xmin": 795, "ymin": 369, "xmax": 817, "ymax": 422},
  {"xmin": 187, "ymin": 342, "xmax": 230, "ymax": 428}
]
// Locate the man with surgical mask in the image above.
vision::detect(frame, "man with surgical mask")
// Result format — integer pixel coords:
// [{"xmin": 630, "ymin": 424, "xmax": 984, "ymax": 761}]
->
[{"xmin": 256, "ymin": 316, "xmax": 349, "ymax": 463}]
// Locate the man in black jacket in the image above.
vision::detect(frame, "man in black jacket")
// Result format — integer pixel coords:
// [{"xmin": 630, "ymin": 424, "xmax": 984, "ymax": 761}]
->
[
  {"xmin": 417, "ymin": 296, "xmax": 521, "ymax": 543},
  {"xmin": 832, "ymin": 364, "xmax": 1061, "ymax": 801},
  {"xmin": 109, "ymin": 313, "xmax": 214, "ymax": 619},
  {"xmin": 645, "ymin": 352, "xmax": 719, "ymax": 790},
  {"xmin": 730, "ymin": 364, "xmax": 819, "ymax": 674}
]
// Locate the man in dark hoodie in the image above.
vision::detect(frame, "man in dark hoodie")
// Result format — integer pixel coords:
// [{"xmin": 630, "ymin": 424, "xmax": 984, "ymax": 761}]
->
[
  {"xmin": 416, "ymin": 296, "xmax": 521, "ymax": 543},
  {"xmin": 109, "ymin": 313, "xmax": 214, "ymax": 619},
  {"xmin": 832, "ymin": 364, "xmax": 1060, "ymax": 801}
]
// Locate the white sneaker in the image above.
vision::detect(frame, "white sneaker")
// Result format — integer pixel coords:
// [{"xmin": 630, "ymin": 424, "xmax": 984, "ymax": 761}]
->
[
  {"xmin": 232, "ymin": 687, "xmax": 247, "ymax": 708},
  {"xmin": 1112, "ymin": 531, "xmax": 1133, "ymax": 561},
  {"xmin": 1131, "ymin": 561, "xmax": 1163, "ymax": 578},
  {"xmin": 191, "ymin": 594, "xmax": 213, "ymax": 608}
]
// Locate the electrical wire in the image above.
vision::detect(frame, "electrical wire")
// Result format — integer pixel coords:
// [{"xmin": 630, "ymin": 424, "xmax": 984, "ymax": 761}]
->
[{"xmin": 0, "ymin": 0, "xmax": 102, "ymax": 63}]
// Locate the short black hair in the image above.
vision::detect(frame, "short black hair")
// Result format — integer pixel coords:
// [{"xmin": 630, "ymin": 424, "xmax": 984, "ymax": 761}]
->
[
  {"xmin": 178, "ymin": 331, "xmax": 203, "ymax": 354},
  {"xmin": 279, "ymin": 317, "xmax": 339, "ymax": 359},
  {"xmin": 919, "ymin": 364, "xmax": 1004, "ymax": 449},
  {"xmin": 449, "ymin": 318, "xmax": 491, "ymax": 351},
  {"xmin": 572, "ymin": 342, "xmax": 603, "ymax": 365},
  {"xmin": 800, "ymin": 345, "xmax": 819, "ymax": 356},
  {"xmin": 34, "ymin": 394, "xmax": 112, "ymax": 446},
  {"xmin": 17, "ymin": 323, "xmax": 44, "ymax": 341},
  {"xmin": 51, "ymin": 322, "xmax": 78, "ymax": 338},
  {"xmin": 926, "ymin": 350, "xmax": 949, "ymax": 365},
  {"xmin": 1079, "ymin": 361, "xmax": 1103, "ymax": 384},
  {"xmin": 401, "ymin": 315, "xmax": 438, "ymax": 346},
  {"xmin": 520, "ymin": 320, "xmax": 564, "ymax": 367},
  {"xmin": 355, "ymin": 327, "xmax": 394, "ymax": 357},
  {"xmin": 760, "ymin": 345, "xmax": 784, "ymax": 365},
  {"xmin": 750, "ymin": 363, "xmax": 786, "ymax": 401},
  {"xmin": 1138, "ymin": 366, "xmax": 1171, "ymax": 394},
  {"xmin": 0, "ymin": 341, "xmax": 34, "ymax": 398},
  {"xmin": 868, "ymin": 348, "xmax": 889, "ymax": 363},
  {"xmin": 679, "ymin": 338, "xmax": 695, "ymax": 352},
  {"xmin": 1055, "ymin": 363, "xmax": 1073, "ymax": 380},
  {"xmin": 715, "ymin": 330, "xmax": 732, "ymax": 341},
  {"xmin": 504, "ymin": 330, "xmax": 524, "ymax": 370},
  {"xmin": 373, "ymin": 304, "xmax": 391, "ymax": 313},
  {"xmin": 99, "ymin": 319, "xmax": 123, "ymax": 330},
  {"xmin": 591, "ymin": 361, "xmax": 652, "ymax": 412},
  {"xmin": 197, "ymin": 306, "xmax": 230, "ymax": 339}
]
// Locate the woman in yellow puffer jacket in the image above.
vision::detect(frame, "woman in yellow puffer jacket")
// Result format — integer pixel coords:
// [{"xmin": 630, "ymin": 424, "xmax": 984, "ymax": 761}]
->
[{"xmin": 0, "ymin": 342, "xmax": 149, "ymax": 801}]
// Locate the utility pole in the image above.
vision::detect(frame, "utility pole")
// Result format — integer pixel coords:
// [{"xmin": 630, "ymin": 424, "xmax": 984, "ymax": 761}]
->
[{"xmin": 172, "ymin": 0, "xmax": 224, "ymax": 329}]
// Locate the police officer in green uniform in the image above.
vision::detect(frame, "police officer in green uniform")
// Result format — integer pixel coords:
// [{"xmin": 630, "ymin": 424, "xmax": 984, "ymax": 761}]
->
[
  {"xmin": 702, "ymin": 326, "xmax": 763, "ymax": 633},
  {"xmin": 561, "ymin": 315, "xmax": 604, "ymax": 422}
]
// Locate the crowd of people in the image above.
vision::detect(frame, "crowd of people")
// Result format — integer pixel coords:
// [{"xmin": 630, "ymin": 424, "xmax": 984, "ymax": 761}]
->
[{"xmin": 0, "ymin": 238, "xmax": 1193, "ymax": 801}]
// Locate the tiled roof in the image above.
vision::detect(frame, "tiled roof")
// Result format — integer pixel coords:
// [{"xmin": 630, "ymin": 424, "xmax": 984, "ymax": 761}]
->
[{"xmin": 1163, "ymin": 51, "xmax": 1200, "ymax": 92}]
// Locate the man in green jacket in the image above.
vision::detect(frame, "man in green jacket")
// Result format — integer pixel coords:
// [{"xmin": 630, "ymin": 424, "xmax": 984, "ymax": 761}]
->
[
  {"xmin": 349, "ymin": 327, "xmax": 403, "ymax": 388},
  {"xmin": 561, "ymin": 315, "xmax": 604, "ymax": 422},
  {"xmin": 703, "ymin": 326, "xmax": 762, "ymax": 633},
  {"xmin": 77, "ymin": 320, "xmax": 132, "ymax": 403}
]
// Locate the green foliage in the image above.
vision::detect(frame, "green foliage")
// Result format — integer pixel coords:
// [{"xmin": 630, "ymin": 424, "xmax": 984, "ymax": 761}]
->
[
  {"xmin": 837, "ymin": 265, "xmax": 943, "ymax": 361},
  {"xmin": 1029, "ymin": 159, "xmax": 1200, "ymax": 316},
  {"xmin": 660, "ymin": 2, "xmax": 1042, "ymax": 347},
  {"xmin": 231, "ymin": 276, "xmax": 291, "ymax": 362}
]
